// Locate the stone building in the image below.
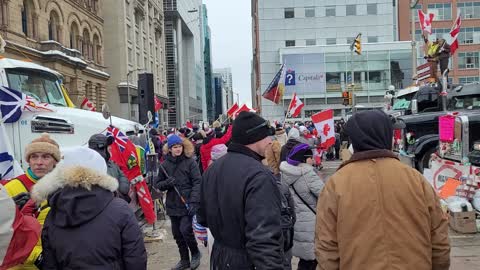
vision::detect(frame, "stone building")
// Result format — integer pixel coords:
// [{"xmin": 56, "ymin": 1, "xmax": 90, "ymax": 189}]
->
[
  {"xmin": 103, "ymin": 0, "xmax": 168, "ymax": 122},
  {"xmin": 0, "ymin": 0, "xmax": 109, "ymax": 108}
]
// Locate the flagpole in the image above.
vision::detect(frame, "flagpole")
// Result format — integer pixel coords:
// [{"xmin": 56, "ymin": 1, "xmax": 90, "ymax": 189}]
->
[{"xmin": 284, "ymin": 96, "xmax": 293, "ymax": 126}]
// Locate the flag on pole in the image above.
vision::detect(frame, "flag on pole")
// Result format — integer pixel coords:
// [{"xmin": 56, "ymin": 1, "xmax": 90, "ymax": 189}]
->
[
  {"xmin": 186, "ymin": 120, "xmax": 193, "ymax": 129},
  {"xmin": 311, "ymin": 109, "xmax": 335, "ymax": 149},
  {"xmin": 80, "ymin": 97, "xmax": 96, "ymax": 111},
  {"xmin": 233, "ymin": 104, "xmax": 253, "ymax": 118},
  {"xmin": 107, "ymin": 126, "xmax": 156, "ymax": 224},
  {"xmin": 262, "ymin": 64, "xmax": 286, "ymax": 104},
  {"xmin": 287, "ymin": 93, "xmax": 304, "ymax": 118},
  {"xmin": 0, "ymin": 124, "xmax": 23, "ymax": 179},
  {"xmin": 418, "ymin": 10, "xmax": 435, "ymax": 34},
  {"xmin": 226, "ymin": 102, "xmax": 239, "ymax": 118},
  {"xmin": 154, "ymin": 96, "xmax": 162, "ymax": 111},
  {"xmin": 447, "ymin": 13, "xmax": 462, "ymax": 55}
]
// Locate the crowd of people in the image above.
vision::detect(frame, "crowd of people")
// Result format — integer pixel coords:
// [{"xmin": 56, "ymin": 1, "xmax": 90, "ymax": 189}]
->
[{"xmin": 0, "ymin": 110, "xmax": 451, "ymax": 270}]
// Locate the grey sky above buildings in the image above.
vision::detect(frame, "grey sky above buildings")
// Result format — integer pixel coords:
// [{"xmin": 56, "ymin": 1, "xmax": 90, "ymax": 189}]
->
[{"xmin": 204, "ymin": 0, "xmax": 253, "ymax": 107}]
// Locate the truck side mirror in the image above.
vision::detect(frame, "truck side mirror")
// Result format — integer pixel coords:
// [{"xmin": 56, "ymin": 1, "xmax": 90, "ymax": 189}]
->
[{"xmin": 411, "ymin": 99, "xmax": 418, "ymax": 114}]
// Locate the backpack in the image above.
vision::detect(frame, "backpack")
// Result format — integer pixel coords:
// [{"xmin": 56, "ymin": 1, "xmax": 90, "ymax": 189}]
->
[{"xmin": 276, "ymin": 177, "xmax": 295, "ymax": 251}]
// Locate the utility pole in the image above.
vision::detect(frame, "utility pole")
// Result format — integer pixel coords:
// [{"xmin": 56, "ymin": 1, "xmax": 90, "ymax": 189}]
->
[
  {"xmin": 411, "ymin": 0, "xmax": 419, "ymax": 79},
  {"xmin": 351, "ymin": 49, "xmax": 355, "ymax": 114}
]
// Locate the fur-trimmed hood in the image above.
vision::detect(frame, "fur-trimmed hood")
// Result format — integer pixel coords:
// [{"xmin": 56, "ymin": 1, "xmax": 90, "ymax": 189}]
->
[
  {"xmin": 32, "ymin": 166, "xmax": 119, "ymax": 228},
  {"xmin": 162, "ymin": 136, "xmax": 195, "ymax": 158}
]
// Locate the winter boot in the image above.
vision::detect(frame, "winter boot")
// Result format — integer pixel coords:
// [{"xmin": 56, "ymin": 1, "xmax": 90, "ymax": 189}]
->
[
  {"xmin": 171, "ymin": 260, "xmax": 190, "ymax": 270},
  {"xmin": 190, "ymin": 251, "xmax": 202, "ymax": 269}
]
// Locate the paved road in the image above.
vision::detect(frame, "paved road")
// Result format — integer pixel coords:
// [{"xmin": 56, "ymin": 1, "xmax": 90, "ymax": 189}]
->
[{"xmin": 146, "ymin": 160, "xmax": 480, "ymax": 270}]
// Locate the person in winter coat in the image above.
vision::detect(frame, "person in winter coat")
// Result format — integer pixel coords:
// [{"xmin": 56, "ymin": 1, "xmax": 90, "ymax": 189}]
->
[
  {"xmin": 88, "ymin": 134, "xmax": 131, "ymax": 202},
  {"xmin": 264, "ymin": 138, "xmax": 282, "ymax": 175},
  {"xmin": 280, "ymin": 143, "xmax": 324, "ymax": 270},
  {"xmin": 0, "ymin": 184, "xmax": 41, "ymax": 270},
  {"xmin": 32, "ymin": 147, "xmax": 147, "ymax": 270},
  {"xmin": 280, "ymin": 128, "xmax": 302, "ymax": 162},
  {"xmin": 200, "ymin": 125, "xmax": 232, "ymax": 171},
  {"xmin": 156, "ymin": 135, "xmax": 202, "ymax": 270},
  {"xmin": 198, "ymin": 111, "xmax": 284, "ymax": 270},
  {"xmin": 274, "ymin": 124, "xmax": 288, "ymax": 146},
  {"xmin": 315, "ymin": 110, "xmax": 450, "ymax": 270}
]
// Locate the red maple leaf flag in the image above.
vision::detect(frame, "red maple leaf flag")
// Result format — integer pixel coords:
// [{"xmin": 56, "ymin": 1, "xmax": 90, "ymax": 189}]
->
[
  {"xmin": 227, "ymin": 103, "xmax": 239, "ymax": 118},
  {"xmin": 80, "ymin": 97, "xmax": 96, "ymax": 111},
  {"xmin": 233, "ymin": 104, "xmax": 252, "ymax": 119},
  {"xmin": 311, "ymin": 109, "xmax": 335, "ymax": 148},
  {"xmin": 418, "ymin": 10, "xmax": 435, "ymax": 34},
  {"xmin": 287, "ymin": 92, "xmax": 304, "ymax": 118},
  {"xmin": 154, "ymin": 96, "xmax": 162, "ymax": 111},
  {"xmin": 448, "ymin": 13, "xmax": 462, "ymax": 55}
]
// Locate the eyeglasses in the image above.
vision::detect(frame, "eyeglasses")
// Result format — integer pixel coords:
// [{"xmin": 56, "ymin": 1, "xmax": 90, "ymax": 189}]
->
[{"xmin": 246, "ymin": 120, "xmax": 271, "ymax": 135}]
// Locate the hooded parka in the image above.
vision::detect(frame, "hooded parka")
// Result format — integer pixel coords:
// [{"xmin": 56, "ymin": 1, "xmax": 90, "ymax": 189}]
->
[{"xmin": 31, "ymin": 166, "xmax": 147, "ymax": 270}]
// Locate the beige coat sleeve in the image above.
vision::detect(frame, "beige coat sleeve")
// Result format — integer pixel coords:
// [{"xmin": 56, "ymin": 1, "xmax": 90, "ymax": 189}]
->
[
  {"xmin": 315, "ymin": 179, "xmax": 340, "ymax": 270},
  {"xmin": 423, "ymin": 180, "xmax": 450, "ymax": 270}
]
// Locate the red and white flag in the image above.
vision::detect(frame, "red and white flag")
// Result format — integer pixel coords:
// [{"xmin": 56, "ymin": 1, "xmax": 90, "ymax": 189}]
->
[
  {"xmin": 287, "ymin": 93, "xmax": 304, "ymax": 118},
  {"xmin": 154, "ymin": 96, "xmax": 162, "ymax": 111},
  {"xmin": 227, "ymin": 103, "xmax": 239, "ymax": 118},
  {"xmin": 311, "ymin": 109, "xmax": 335, "ymax": 149},
  {"xmin": 447, "ymin": 13, "xmax": 462, "ymax": 55},
  {"xmin": 80, "ymin": 97, "xmax": 96, "ymax": 111},
  {"xmin": 233, "ymin": 104, "xmax": 253, "ymax": 119},
  {"xmin": 418, "ymin": 10, "xmax": 435, "ymax": 34}
]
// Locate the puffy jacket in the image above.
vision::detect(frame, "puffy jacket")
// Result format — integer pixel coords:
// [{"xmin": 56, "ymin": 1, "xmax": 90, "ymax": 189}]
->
[
  {"xmin": 280, "ymin": 161, "xmax": 324, "ymax": 261},
  {"xmin": 200, "ymin": 125, "xmax": 232, "ymax": 171},
  {"xmin": 31, "ymin": 166, "xmax": 147, "ymax": 270},
  {"xmin": 106, "ymin": 160, "xmax": 130, "ymax": 196},
  {"xmin": 156, "ymin": 138, "xmax": 202, "ymax": 217},
  {"xmin": 315, "ymin": 150, "xmax": 450, "ymax": 270},
  {"xmin": 198, "ymin": 143, "xmax": 284, "ymax": 269}
]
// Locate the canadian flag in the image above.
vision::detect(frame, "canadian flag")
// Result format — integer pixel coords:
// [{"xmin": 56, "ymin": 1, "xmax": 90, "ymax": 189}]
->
[
  {"xmin": 154, "ymin": 96, "xmax": 162, "ymax": 111},
  {"xmin": 80, "ymin": 97, "xmax": 96, "ymax": 111},
  {"xmin": 418, "ymin": 10, "xmax": 435, "ymax": 34},
  {"xmin": 287, "ymin": 93, "xmax": 304, "ymax": 118},
  {"xmin": 227, "ymin": 102, "xmax": 239, "ymax": 118},
  {"xmin": 447, "ymin": 13, "xmax": 462, "ymax": 55},
  {"xmin": 233, "ymin": 104, "xmax": 253, "ymax": 119},
  {"xmin": 311, "ymin": 109, "xmax": 335, "ymax": 149}
]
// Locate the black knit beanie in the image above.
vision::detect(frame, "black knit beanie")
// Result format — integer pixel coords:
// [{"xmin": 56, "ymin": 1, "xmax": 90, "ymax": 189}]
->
[
  {"xmin": 232, "ymin": 111, "xmax": 275, "ymax": 145},
  {"xmin": 289, "ymin": 148, "xmax": 313, "ymax": 164}
]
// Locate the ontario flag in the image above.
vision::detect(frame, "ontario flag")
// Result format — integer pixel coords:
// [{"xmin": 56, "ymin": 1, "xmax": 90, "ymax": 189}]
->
[
  {"xmin": 311, "ymin": 109, "xmax": 335, "ymax": 149},
  {"xmin": 226, "ymin": 102, "xmax": 239, "ymax": 118},
  {"xmin": 418, "ymin": 10, "xmax": 435, "ymax": 34},
  {"xmin": 80, "ymin": 97, "xmax": 96, "ymax": 111},
  {"xmin": 447, "ymin": 13, "xmax": 462, "ymax": 55},
  {"xmin": 287, "ymin": 93, "xmax": 304, "ymax": 118},
  {"xmin": 262, "ymin": 64, "xmax": 286, "ymax": 104},
  {"xmin": 107, "ymin": 126, "xmax": 156, "ymax": 224}
]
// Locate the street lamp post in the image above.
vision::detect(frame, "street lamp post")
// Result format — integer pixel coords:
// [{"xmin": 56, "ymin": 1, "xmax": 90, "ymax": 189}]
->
[{"xmin": 126, "ymin": 68, "xmax": 144, "ymax": 120}]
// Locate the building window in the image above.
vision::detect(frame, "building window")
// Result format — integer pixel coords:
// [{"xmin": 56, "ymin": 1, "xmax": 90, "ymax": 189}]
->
[
  {"xmin": 21, "ymin": 0, "xmax": 36, "ymax": 38},
  {"xmin": 367, "ymin": 36, "xmax": 378, "ymax": 43},
  {"xmin": 459, "ymin": 76, "xmax": 480, "ymax": 84},
  {"xmin": 305, "ymin": 7, "xmax": 315, "ymax": 17},
  {"xmin": 284, "ymin": 8, "xmax": 294, "ymax": 18},
  {"xmin": 82, "ymin": 29, "xmax": 91, "ymax": 59},
  {"xmin": 325, "ymin": 6, "xmax": 336, "ymax": 17},
  {"xmin": 428, "ymin": 3, "xmax": 452, "ymax": 21},
  {"xmin": 458, "ymin": 52, "xmax": 479, "ymax": 69},
  {"xmin": 414, "ymin": 4, "xmax": 423, "ymax": 21},
  {"xmin": 21, "ymin": 6, "xmax": 27, "ymax": 35},
  {"xmin": 326, "ymin": 38, "xmax": 336, "ymax": 45},
  {"xmin": 430, "ymin": 28, "xmax": 450, "ymax": 40},
  {"xmin": 285, "ymin": 40, "xmax": 295, "ymax": 47},
  {"xmin": 346, "ymin": 5, "xmax": 356, "ymax": 16},
  {"xmin": 306, "ymin": 39, "xmax": 316, "ymax": 46},
  {"xmin": 458, "ymin": 2, "xmax": 480, "ymax": 19},
  {"xmin": 347, "ymin": 37, "xmax": 354, "ymax": 45},
  {"xmin": 458, "ymin": 27, "xmax": 480, "ymax": 44},
  {"xmin": 367, "ymin": 4, "xmax": 377, "ymax": 15},
  {"xmin": 48, "ymin": 11, "xmax": 60, "ymax": 41},
  {"xmin": 128, "ymin": 47, "xmax": 133, "ymax": 64},
  {"xmin": 93, "ymin": 34, "xmax": 101, "ymax": 63},
  {"xmin": 70, "ymin": 22, "xmax": 79, "ymax": 49}
]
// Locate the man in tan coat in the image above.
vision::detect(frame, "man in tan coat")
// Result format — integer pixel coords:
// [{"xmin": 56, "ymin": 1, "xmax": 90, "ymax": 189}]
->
[{"xmin": 315, "ymin": 110, "xmax": 450, "ymax": 270}]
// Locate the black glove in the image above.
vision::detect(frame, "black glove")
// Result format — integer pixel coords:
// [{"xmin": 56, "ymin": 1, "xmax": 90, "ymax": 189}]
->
[
  {"xmin": 12, "ymin": 192, "xmax": 30, "ymax": 210},
  {"xmin": 165, "ymin": 177, "xmax": 175, "ymax": 187},
  {"xmin": 188, "ymin": 202, "xmax": 200, "ymax": 216},
  {"xmin": 34, "ymin": 253, "xmax": 43, "ymax": 269}
]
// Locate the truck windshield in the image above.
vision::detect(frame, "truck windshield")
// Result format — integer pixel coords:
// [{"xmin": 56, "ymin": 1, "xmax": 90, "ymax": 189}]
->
[
  {"xmin": 6, "ymin": 69, "xmax": 67, "ymax": 107},
  {"xmin": 448, "ymin": 94, "xmax": 480, "ymax": 110},
  {"xmin": 392, "ymin": 92, "xmax": 416, "ymax": 110}
]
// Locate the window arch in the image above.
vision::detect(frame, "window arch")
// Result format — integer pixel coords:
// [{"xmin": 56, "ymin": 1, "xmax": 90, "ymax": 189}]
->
[
  {"xmin": 48, "ymin": 10, "xmax": 60, "ymax": 41},
  {"xmin": 92, "ymin": 34, "xmax": 101, "ymax": 64},
  {"xmin": 21, "ymin": 0, "xmax": 36, "ymax": 38},
  {"xmin": 82, "ymin": 28, "xmax": 91, "ymax": 59},
  {"xmin": 70, "ymin": 22, "xmax": 79, "ymax": 49}
]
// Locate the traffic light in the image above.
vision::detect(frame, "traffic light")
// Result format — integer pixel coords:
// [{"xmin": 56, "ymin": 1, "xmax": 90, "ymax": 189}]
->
[
  {"xmin": 342, "ymin": 91, "xmax": 352, "ymax": 106},
  {"xmin": 354, "ymin": 34, "xmax": 361, "ymax": 55}
]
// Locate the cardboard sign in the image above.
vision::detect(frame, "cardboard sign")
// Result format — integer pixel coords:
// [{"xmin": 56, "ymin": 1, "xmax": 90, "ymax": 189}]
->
[
  {"xmin": 439, "ymin": 115, "xmax": 455, "ymax": 142},
  {"xmin": 439, "ymin": 178, "xmax": 462, "ymax": 199}
]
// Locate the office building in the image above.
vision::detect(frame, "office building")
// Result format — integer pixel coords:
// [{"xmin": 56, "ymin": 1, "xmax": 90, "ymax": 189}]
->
[
  {"xmin": 201, "ymin": 4, "xmax": 214, "ymax": 122},
  {"xmin": 214, "ymin": 67, "xmax": 234, "ymax": 112},
  {"xmin": 212, "ymin": 72, "xmax": 224, "ymax": 119}
]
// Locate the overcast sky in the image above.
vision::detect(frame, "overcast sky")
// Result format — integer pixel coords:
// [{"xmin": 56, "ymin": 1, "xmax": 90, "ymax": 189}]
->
[{"xmin": 203, "ymin": 0, "xmax": 252, "ymax": 107}]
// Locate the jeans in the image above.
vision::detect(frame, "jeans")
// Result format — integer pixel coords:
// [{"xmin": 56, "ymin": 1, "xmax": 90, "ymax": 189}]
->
[
  {"xmin": 297, "ymin": 259, "xmax": 317, "ymax": 270},
  {"xmin": 170, "ymin": 215, "xmax": 199, "ymax": 261}
]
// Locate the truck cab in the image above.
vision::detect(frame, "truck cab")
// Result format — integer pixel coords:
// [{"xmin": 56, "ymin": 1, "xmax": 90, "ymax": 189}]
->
[
  {"xmin": 0, "ymin": 58, "xmax": 143, "ymax": 172},
  {"xmin": 393, "ymin": 82, "xmax": 480, "ymax": 172}
]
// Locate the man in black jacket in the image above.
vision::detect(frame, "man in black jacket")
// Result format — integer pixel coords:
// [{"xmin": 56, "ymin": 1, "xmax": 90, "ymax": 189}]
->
[
  {"xmin": 198, "ymin": 111, "xmax": 285, "ymax": 269},
  {"xmin": 156, "ymin": 134, "xmax": 202, "ymax": 270}
]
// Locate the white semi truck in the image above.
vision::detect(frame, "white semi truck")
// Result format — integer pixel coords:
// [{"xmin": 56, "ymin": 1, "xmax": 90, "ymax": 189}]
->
[{"xmin": 0, "ymin": 57, "xmax": 143, "ymax": 174}]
